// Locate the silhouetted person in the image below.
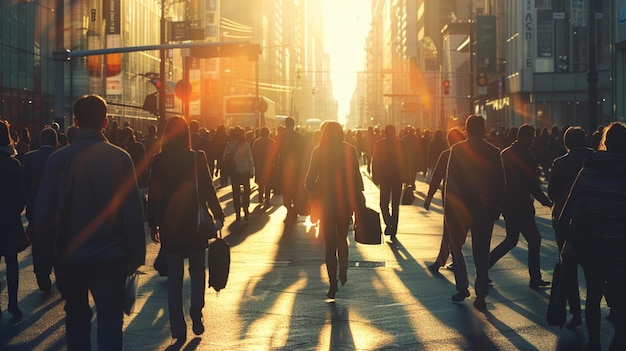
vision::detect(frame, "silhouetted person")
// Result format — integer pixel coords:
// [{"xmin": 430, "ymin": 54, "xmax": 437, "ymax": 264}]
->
[
  {"xmin": 445, "ymin": 115, "xmax": 505, "ymax": 312},
  {"xmin": 190, "ymin": 120, "xmax": 215, "ymax": 175},
  {"xmin": 0, "ymin": 120, "xmax": 28, "ymax": 319},
  {"xmin": 148, "ymin": 116, "xmax": 225, "ymax": 343},
  {"xmin": 274, "ymin": 116, "xmax": 306, "ymax": 226},
  {"xmin": 22, "ymin": 127, "xmax": 58, "ymax": 292},
  {"xmin": 548, "ymin": 126, "xmax": 593, "ymax": 329},
  {"xmin": 424, "ymin": 128, "xmax": 465, "ymax": 273},
  {"xmin": 558, "ymin": 122, "xmax": 626, "ymax": 351},
  {"xmin": 252, "ymin": 126, "xmax": 276, "ymax": 206},
  {"xmin": 305, "ymin": 121, "xmax": 364, "ymax": 299},
  {"xmin": 489, "ymin": 124, "xmax": 552, "ymax": 288},
  {"xmin": 34, "ymin": 95, "xmax": 146, "ymax": 350},
  {"xmin": 224, "ymin": 126, "xmax": 254, "ymax": 222}
]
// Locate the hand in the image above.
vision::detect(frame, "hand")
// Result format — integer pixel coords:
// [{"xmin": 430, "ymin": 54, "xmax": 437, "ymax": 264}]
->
[
  {"xmin": 150, "ymin": 227, "xmax": 160, "ymax": 244},
  {"xmin": 215, "ymin": 219, "xmax": 223, "ymax": 230},
  {"xmin": 423, "ymin": 196, "xmax": 432, "ymax": 211}
]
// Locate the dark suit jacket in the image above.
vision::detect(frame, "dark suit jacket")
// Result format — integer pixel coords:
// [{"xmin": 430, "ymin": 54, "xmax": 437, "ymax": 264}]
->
[
  {"xmin": 372, "ymin": 136, "xmax": 409, "ymax": 185},
  {"xmin": 22, "ymin": 145, "xmax": 56, "ymax": 221}
]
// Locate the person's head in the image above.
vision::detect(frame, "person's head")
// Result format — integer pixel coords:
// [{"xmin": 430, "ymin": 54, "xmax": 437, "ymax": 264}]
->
[
  {"xmin": 0, "ymin": 120, "xmax": 13, "ymax": 147},
  {"xmin": 517, "ymin": 124, "xmax": 536, "ymax": 147},
  {"xmin": 465, "ymin": 114, "xmax": 486, "ymax": 137},
  {"xmin": 189, "ymin": 120, "xmax": 200, "ymax": 134},
  {"xmin": 319, "ymin": 121, "xmax": 344, "ymax": 147},
  {"xmin": 285, "ymin": 116, "xmax": 295, "ymax": 130},
  {"xmin": 160, "ymin": 116, "xmax": 190, "ymax": 154},
  {"xmin": 51, "ymin": 122, "xmax": 60, "ymax": 132},
  {"xmin": 65, "ymin": 125, "xmax": 78, "ymax": 144},
  {"xmin": 230, "ymin": 126, "xmax": 246, "ymax": 144},
  {"xmin": 40, "ymin": 127, "xmax": 58, "ymax": 147},
  {"xmin": 447, "ymin": 128, "xmax": 465, "ymax": 146},
  {"xmin": 119, "ymin": 126, "xmax": 136, "ymax": 146},
  {"xmin": 562, "ymin": 126, "xmax": 587, "ymax": 151},
  {"xmin": 147, "ymin": 124, "xmax": 157, "ymax": 137},
  {"xmin": 259, "ymin": 126, "xmax": 270, "ymax": 138},
  {"xmin": 600, "ymin": 122, "xmax": 626, "ymax": 152},
  {"xmin": 72, "ymin": 95, "xmax": 108, "ymax": 131},
  {"xmin": 384, "ymin": 124, "xmax": 396, "ymax": 138}
]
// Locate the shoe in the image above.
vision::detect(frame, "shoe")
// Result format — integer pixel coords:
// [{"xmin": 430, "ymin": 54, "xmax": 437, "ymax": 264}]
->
[
  {"xmin": 428, "ymin": 263, "xmax": 440, "ymax": 274},
  {"xmin": 8, "ymin": 305, "xmax": 23, "ymax": 319},
  {"xmin": 191, "ymin": 314, "xmax": 205, "ymax": 335},
  {"xmin": 473, "ymin": 296, "xmax": 487, "ymax": 312},
  {"xmin": 451, "ymin": 289, "xmax": 470, "ymax": 302},
  {"xmin": 327, "ymin": 282, "xmax": 338, "ymax": 299},
  {"xmin": 384, "ymin": 226, "xmax": 393, "ymax": 235},
  {"xmin": 566, "ymin": 313, "xmax": 582, "ymax": 329},
  {"xmin": 529, "ymin": 279, "xmax": 551, "ymax": 289},
  {"xmin": 171, "ymin": 334, "xmax": 187, "ymax": 345},
  {"xmin": 445, "ymin": 262, "xmax": 455, "ymax": 270},
  {"xmin": 488, "ymin": 278, "xmax": 493, "ymax": 285}
]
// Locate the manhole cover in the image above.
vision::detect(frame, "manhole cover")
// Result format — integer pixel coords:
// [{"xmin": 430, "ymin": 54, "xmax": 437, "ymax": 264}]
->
[{"xmin": 348, "ymin": 261, "xmax": 385, "ymax": 268}]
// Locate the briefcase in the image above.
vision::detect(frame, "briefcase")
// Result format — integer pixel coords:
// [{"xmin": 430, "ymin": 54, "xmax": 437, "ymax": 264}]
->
[{"xmin": 354, "ymin": 207, "xmax": 382, "ymax": 244}]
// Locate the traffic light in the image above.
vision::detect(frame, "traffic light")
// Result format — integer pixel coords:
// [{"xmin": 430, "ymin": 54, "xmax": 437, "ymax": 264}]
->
[
  {"xmin": 557, "ymin": 55, "xmax": 568, "ymax": 72},
  {"xmin": 150, "ymin": 78, "xmax": 162, "ymax": 89},
  {"xmin": 443, "ymin": 79, "xmax": 450, "ymax": 95}
]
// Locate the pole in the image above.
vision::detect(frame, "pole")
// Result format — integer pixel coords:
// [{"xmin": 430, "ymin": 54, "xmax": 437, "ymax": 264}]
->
[
  {"xmin": 587, "ymin": 0, "xmax": 598, "ymax": 132},
  {"xmin": 158, "ymin": 0, "xmax": 167, "ymax": 135},
  {"xmin": 53, "ymin": 0, "xmax": 65, "ymax": 125}
]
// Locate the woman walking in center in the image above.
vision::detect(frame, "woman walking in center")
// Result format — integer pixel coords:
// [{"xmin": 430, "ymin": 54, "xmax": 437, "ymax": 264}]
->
[
  {"xmin": 305, "ymin": 121, "xmax": 364, "ymax": 299},
  {"xmin": 147, "ymin": 117, "xmax": 225, "ymax": 343}
]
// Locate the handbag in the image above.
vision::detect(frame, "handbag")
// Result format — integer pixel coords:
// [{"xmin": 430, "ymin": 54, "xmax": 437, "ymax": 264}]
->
[
  {"xmin": 194, "ymin": 152, "xmax": 218, "ymax": 240},
  {"xmin": 401, "ymin": 185, "xmax": 415, "ymax": 205},
  {"xmin": 124, "ymin": 271, "xmax": 140, "ymax": 315},
  {"xmin": 546, "ymin": 259, "xmax": 567, "ymax": 328},
  {"xmin": 354, "ymin": 206, "xmax": 382, "ymax": 244},
  {"xmin": 208, "ymin": 230, "xmax": 230, "ymax": 293}
]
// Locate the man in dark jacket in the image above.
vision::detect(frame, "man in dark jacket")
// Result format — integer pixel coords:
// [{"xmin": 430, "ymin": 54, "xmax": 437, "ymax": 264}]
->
[
  {"xmin": 34, "ymin": 95, "xmax": 146, "ymax": 350},
  {"xmin": 547, "ymin": 126, "xmax": 593, "ymax": 329},
  {"xmin": 372, "ymin": 125, "xmax": 408, "ymax": 237},
  {"xmin": 445, "ymin": 115, "xmax": 505, "ymax": 312},
  {"xmin": 21, "ymin": 127, "xmax": 58, "ymax": 292},
  {"xmin": 489, "ymin": 124, "xmax": 553, "ymax": 289}
]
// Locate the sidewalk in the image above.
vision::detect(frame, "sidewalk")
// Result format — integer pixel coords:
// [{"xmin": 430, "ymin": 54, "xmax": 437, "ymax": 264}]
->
[{"xmin": 0, "ymin": 166, "xmax": 615, "ymax": 350}]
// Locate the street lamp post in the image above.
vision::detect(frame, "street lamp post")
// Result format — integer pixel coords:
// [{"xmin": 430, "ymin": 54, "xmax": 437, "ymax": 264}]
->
[{"xmin": 158, "ymin": 0, "xmax": 167, "ymax": 134}]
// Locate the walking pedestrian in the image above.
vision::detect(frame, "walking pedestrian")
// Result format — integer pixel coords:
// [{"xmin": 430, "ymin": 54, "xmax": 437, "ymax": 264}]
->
[
  {"xmin": 33, "ymin": 95, "xmax": 146, "ymax": 350},
  {"xmin": 21, "ymin": 127, "xmax": 58, "ymax": 292},
  {"xmin": 445, "ymin": 115, "xmax": 505, "ymax": 312},
  {"xmin": 547, "ymin": 126, "xmax": 593, "ymax": 329},
  {"xmin": 489, "ymin": 124, "xmax": 553, "ymax": 289},
  {"xmin": 0, "ymin": 120, "xmax": 29, "ymax": 319},
  {"xmin": 305, "ymin": 121, "xmax": 364, "ymax": 299},
  {"xmin": 224, "ymin": 126, "xmax": 254, "ymax": 222},
  {"xmin": 252, "ymin": 126, "xmax": 276, "ymax": 207},
  {"xmin": 147, "ymin": 116, "xmax": 225, "ymax": 343},
  {"xmin": 372, "ymin": 125, "xmax": 409, "ymax": 237},
  {"xmin": 274, "ymin": 117, "xmax": 306, "ymax": 226},
  {"xmin": 558, "ymin": 122, "xmax": 626, "ymax": 351},
  {"xmin": 424, "ymin": 128, "xmax": 465, "ymax": 273}
]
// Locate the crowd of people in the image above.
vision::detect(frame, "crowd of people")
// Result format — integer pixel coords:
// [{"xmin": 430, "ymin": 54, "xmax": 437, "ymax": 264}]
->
[{"xmin": 0, "ymin": 94, "xmax": 624, "ymax": 350}]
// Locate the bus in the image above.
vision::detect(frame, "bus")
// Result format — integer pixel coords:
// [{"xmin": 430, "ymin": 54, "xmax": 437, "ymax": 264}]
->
[
  {"xmin": 223, "ymin": 95, "xmax": 275, "ymax": 130},
  {"xmin": 304, "ymin": 118, "xmax": 322, "ymax": 132}
]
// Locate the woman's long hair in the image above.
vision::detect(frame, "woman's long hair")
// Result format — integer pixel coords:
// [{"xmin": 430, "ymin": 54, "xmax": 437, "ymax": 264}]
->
[
  {"xmin": 160, "ymin": 116, "xmax": 191, "ymax": 155},
  {"xmin": 319, "ymin": 121, "xmax": 344, "ymax": 148}
]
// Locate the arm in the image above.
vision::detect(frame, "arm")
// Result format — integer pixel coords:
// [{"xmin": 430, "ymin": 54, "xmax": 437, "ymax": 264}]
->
[
  {"xmin": 198, "ymin": 152, "xmax": 225, "ymax": 223},
  {"xmin": 121, "ymin": 154, "xmax": 147, "ymax": 271}
]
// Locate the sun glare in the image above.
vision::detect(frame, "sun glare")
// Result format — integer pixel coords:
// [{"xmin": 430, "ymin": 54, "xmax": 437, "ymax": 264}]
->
[{"xmin": 323, "ymin": 0, "xmax": 371, "ymax": 121}]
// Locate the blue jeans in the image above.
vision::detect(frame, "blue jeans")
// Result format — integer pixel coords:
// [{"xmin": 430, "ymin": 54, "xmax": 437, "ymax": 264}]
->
[{"xmin": 56, "ymin": 257, "xmax": 127, "ymax": 350}]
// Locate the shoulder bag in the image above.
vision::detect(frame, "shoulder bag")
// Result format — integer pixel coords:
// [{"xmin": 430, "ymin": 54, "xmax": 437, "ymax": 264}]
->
[{"xmin": 194, "ymin": 151, "xmax": 218, "ymax": 240}]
